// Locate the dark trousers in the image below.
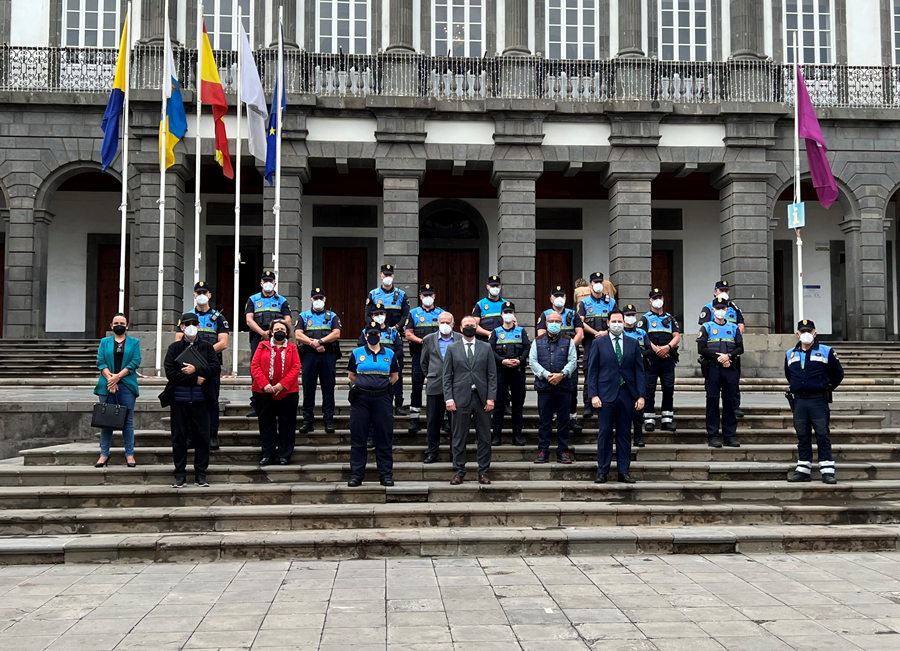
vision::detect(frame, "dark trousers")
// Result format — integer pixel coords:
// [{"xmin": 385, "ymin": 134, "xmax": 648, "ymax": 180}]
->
[
  {"xmin": 597, "ymin": 384, "xmax": 633, "ymax": 475},
  {"xmin": 392, "ymin": 352, "xmax": 405, "ymax": 406},
  {"xmin": 644, "ymin": 356, "xmax": 675, "ymax": 422},
  {"xmin": 705, "ymin": 365, "xmax": 739, "ymax": 440},
  {"xmin": 425, "ymin": 393, "xmax": 448, "ymax": 455},
  {"xmin": 208, "ymin": 375, "xmax": 221, "ymax": 437},
  {"xmin": 793, "ymin": 397, "xmax": 833, "ymax": 463},
  {"xmin": 492, "ymin": 367, "xmax": 526, "ymax": 435},
  {"xmin": 451, "ymin": 395, "xmax": 492, "ymax": 477},
  {"xmin": 349, "ymin": 393, "xmax": 394, "ymax": 480},
  {"xmin": 570, "ymin": 367, "xmax": 579, "ymax": 415},
  {"xmin": 410, "ymin": 353, "xmax": 425, "ymax": 409},
  {"xmin": 582, "ymin": 339, "xmax": 594, "ymax": 408},
  {"xmin": 734, "ymin": 356, "xmax": 742, "ymax": 406},
  {"xmin": 301, "ymin": 350, "xmax": 336, "ymax": 425},
  {"xmin": 537, "ymin": 389, "xmax": 571, "ymax": 454},
  {"xmin": 255, "ymin": 391, "xmax": 298, "ymax": 461},
  {"xmin": 170, "ymin": 401, "xmax": 210, "ymax": 479}
]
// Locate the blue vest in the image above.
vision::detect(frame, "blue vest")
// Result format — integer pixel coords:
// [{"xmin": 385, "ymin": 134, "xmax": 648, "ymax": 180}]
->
[
  {"xmin": 359, "ymin": 326, "xmax": 400, "ymax": 352},
  {"xmin": 624, "ymin": 325, "xmax": 648, "ymax": 350},
  {"xmin": 701, "ymin": 302, "xmax": 739, "ymax": 325},
  {"xmin": 534, "ymin": 335, "xmax": 576, "ymax": 392},
  {"xmin": 492, "ymin": 325, "xmax": 527, "ymax": 362},
  {"xmin": 540, "ymin": 308, "xmax": 577, "ymax": 335},
  {"xmin": 786, "ymin": 342, "xmax": 834, "ymax": 392},
  {"xmin": 249, "ymin": 292, "xmax": 287, "ymax": 328},
  {"xmin": 369, "ymin": 286, "xmax": 407, "ymax": 326},
  {"xmin": 640, "ymin": 311, "xmax": 678, "ymax": 345},
  {"xmin": 352, "ymin": 346, "xmax": 394, "ymax": 391},
  {"xmin": 408, "ymin": 306, "xmax": 444, "ymax": 338},
  {"xmin": 187, "ymin": 308, "xmax": 226, "ymax": 348},
  {"xmin": 701, "ymin": 321, "xmax": 739, "ymax": 355},
  {"xmin": 475, "ymin": 297, "xmax": 505, "ymax": 332},
  {"xmin": 299, "ymin": 309, "xmax": 337, "ymax": 336},
  {"xmin": 581, "ymin": 295, "xmax": 615, "ymax": 331}
]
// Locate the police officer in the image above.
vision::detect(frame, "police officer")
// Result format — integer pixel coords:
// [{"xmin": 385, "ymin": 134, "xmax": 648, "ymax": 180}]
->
[
  {"xmin": 245, "ymin": 271, "xmax": 292, "ymax": 417},
  {"xmin": 473, "ymin": 275, "xmax": 506, "ymax": 339},
  {"xmin": 358, "ymin": 303, "xmax": 402, "ymax": 447},
  {"xmin": 489, "ymin": 301, "xmax": 530, "ymax": 446},
  {"xmin": 295, "ymin": 287, "xmax": 342, "ymax": 435},
  {"xmin": 365, "ymin": 264, "xmax": 410, "ymax": 415},
  {"xmin": 639, "ymin": 288, "xmax": 681, "ymax": 435},
  {"xmin": 622, "ymin": 304, "xmax": 652, "ymax": 448},
  {"xmin": 785, "ymin": 320, "xmax": 844, "ymax": 484},
  {"xmin": 404, "ymin": 283, "xmax": 444, "ymax": 434},
  {"xmin": 699, "ymin": 280, "xmax": 745, "ymax": 418},
  {"xmin": 578, "ymin": 272, "xmax": 615, "ymax": 419},
  {"xmin": 176, "ymin": 281, "xmax": 229, "ymax": 451},
  {"xmin": 347, "ymin": 322, "xmax": 399, "ymax": 487},
  {"xmin": 696, "ymin": 296, "xmax": 743, "ymax": 448},
  {"xmin": 537, "ymin": 286, "xmax": 584, "ymax": 433}
]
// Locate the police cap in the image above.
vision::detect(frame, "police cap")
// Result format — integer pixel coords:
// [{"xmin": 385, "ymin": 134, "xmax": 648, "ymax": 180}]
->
[
  {"xmin": 419, "ymin": 283, "xmax": 435, "ymax": 295},
  {"xmin": 311, "ymin": 287, "xmax": 325, "ymax": 298},
  {"xmin": 622, "ymin": 304, "xmax": 638, "ymax": 315},
  {"xmin": 715, "ymin": 279, "xmax": 729, "ymax": 290},
  {"xmin": 381, "ymin": 264, "xmax": 394, "ymax": 274},
  {"xmin": 365, "ymin": 321, "xmax": 381, "ymax": 335},
  {"xmin": 589, "ymin": 272, "xmax": 604, "ymax": 283},
  {"xmin": 487, "ymin": 275, "xmax": 501, "ymax": 286},
  {"xmin": 797, "ymin": 319, "xmax": 816, "ymax": 332},
  {"xmin": 260, "ymin": 270, "xmax": 276, "ymax": 282},
  {"xmin": 193, "ymin": 281, "xmax": 210, "ymax": 293},
  {"xmin": 179, "ymin": 312, "xmax": 199, "ymax": 325},
  {"xmin": 712, "ymin": 296, "xmax": 730, "ymax": 309},
  {"xmin": 501, "ymin": 301, "xmax": 516, "ymax": 313},
  {"xmin": 371, "ymin": 301, "xmax": 387, "ymax": 314},
  {"xmin": 551, "ymin": 285, "xmax": 566, "ymax": 296},
  {"xmin": 649, "ymin": 287, "xmax": 664, "ymax": 298}
]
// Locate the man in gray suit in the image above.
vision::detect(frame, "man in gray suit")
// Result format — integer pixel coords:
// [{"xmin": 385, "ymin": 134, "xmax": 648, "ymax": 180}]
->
[
  {"xmin": 442, "ymin": 315, "xmax": 498, "ymax": 485},
  {"xmin": 420, "ymin": 312, "xmax": 460, "ymax": 463}
]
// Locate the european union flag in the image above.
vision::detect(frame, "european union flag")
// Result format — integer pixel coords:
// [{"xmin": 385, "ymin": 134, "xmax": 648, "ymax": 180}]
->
[
  {"xmin": 100, "ymin": 16, "xmax": 129, "ymax": 171},
  {"xmin": 264, "ymin": 30, "xmax": 286, "ymax": 186}
]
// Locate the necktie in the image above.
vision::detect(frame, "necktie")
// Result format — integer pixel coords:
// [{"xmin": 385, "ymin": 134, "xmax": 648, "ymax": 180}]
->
[
  {"xmin": 467, "ymin": 343, "xmax": 474, "ymax": 365},
  {"xmin": 615, "ymin": 337, "xmax": 625, "ymax": 385}
]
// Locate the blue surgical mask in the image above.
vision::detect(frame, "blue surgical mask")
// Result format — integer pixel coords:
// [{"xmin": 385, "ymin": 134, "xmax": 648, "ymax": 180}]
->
[{"xmin": 547, "ymin": 322, "xmax": 562, "ymax": 335}]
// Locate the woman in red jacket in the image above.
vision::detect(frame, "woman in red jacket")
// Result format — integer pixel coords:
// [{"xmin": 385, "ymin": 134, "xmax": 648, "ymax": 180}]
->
[{"xmin": 251, "ymin": 319, "xmax": 301, "ymax": 466}]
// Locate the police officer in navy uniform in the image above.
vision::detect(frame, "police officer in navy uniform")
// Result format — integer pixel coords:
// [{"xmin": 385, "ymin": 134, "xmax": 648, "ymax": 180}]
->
[
  {"xmin": 489, "ymin": 301, "xmax": 530, "ymax": 446},
  {"xmin": 176, "ymin": 281, "xmax": 229, "ymax": 451},
  {"xmin": 536, "ymin": 285, "xmax": 584, "ymax": 433},
  {"xmin": 295, "ymin": 288, "xmax": 342, "ymax": 435},
  {"xmin": 473, "ymin": 275, "xmax": 506, "ymax": 339},
  {"xmin": 404, "ymin": 283, "xmax": 444, "ymax": 434},
  {"xmin": 347, "ymin": 321, "xmax": 400, "ymax": 487},
  {"xmin": 245, "ymin": 270, "xmax": 292, "ymax": 417},
  {"xmin": 622, "ymin": 304, "xmax": 652, "ymax": 447},
  {"xmin": 696, "ymin": 297, "xmax": 743, "ymax": 448},
  {"xmin": 365, "ymin": 264, "xmax": 410, "ymax": 416},
  {"xmin": 785, "ymin": 320, "xmax": 844, "ymax": 484},
  {"xmin": 639, "ymin": 288, "xmax": 681, "ymax": 435},
  {"xmin": 578, "ymin": 272, "xmax": 615, "ymax": 420},
  {"xmin": 699, "ymin": 280, "xmax": 745, "ymax": 418}
]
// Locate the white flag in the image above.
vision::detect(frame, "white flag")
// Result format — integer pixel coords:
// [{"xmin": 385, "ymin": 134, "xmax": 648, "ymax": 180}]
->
[{"xmin": 240, "ymin": 24, "xmax": 268, "ymax": 164}]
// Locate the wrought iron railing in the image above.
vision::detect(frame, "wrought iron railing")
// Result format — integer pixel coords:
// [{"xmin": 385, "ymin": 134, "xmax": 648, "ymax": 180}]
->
[{"xmin": 2, "ymin": 44, "xmax": 899, "ymax": 109}]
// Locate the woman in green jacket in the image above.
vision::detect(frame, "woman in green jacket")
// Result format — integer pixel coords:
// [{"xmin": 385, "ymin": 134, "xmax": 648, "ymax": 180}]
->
[{"xmin": 94, "ymin": 313, "xmax": 142, "ymax": 467}]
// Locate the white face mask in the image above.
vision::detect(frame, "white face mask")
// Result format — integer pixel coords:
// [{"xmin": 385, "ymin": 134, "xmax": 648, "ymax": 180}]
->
[
  {"xmin": 651, "ymin": 299, "xmax": 664, "ymax": 310},
  {"xmin": 183, "ymin": 325, "xmax": 199, "ymax": 338},
  {"xmin": 713, "ymin": 309, "xmax": 727, "ymax": 320},
  {"xmin": 312, "ymin": 299, "xmax": 325, "ymax": 311},
  {"xmin": 624, "ymin": 315, "xmax": 637, "ymax": 326},
  {"xmin": 195, "ymin": 294, "xmax": 209, "ymax": 306},
  {"xmin": 382, "ymin": 275, "xmax": 393, "ymax": 286},
  {"xmin": 718, "ymin": 292, "xmax": 729, "ymax": 301},
  {"xmin": 262, "ymin": 282, "xmax": 275, "ymax": 293},
  {"xmin": 502, "ymin": 313, "xmax": 515, "ymax": 324},
  {"xmin": 799, "ymin": 332, "xmax": 815, "ymax": 345},
  {"xmin": 488, "ymin": 286, "xmax": 500, "ymax": 297},
  {"xmin": 592, "ymin": 283, "xmax": 604, "ymax": 293},
  {"xmin": 608, "ymin": 322, "xmax": 625, "ymax": 336},
  {"xmin": 439, "ymin": 323, "xmax": 453, "ymax": 336},
  {"xmin": 373, "ymin": 314, "xmax": 386, "ymax": 325},
  {"xmin": 421, "ymin": 296, "xmax": 434, "ymax": 307},
  {"xmin": 553, "ymin": 297, "xmax": 566, "ymax": 308}
]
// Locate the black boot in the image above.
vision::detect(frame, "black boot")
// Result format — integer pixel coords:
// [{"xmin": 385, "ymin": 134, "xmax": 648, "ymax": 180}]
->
[
  {"xmin": 209, "ymin": 431, "xmax": 220, "ymax": 451},
  {"xmin": 512, "ymin": 431, "xmax": 525, "ymax": 446},
  {"xmin": 491, "ymin": 432, "xmax": 502, "ymax": 446},
  {"xmin": 570, "ymin": 418, "xmax": 583, "ymax": 434},
  {"xmin": 394, "ymin": 402, "xmax": 407, "ymax": 417},
  {"xmin": 633, "ymin": 424, "xmax": 645, "ymax": 448}
]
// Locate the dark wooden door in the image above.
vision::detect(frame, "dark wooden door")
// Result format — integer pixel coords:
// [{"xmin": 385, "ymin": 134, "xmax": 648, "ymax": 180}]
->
[
  {"xmin": 95, "ymin": 244, "xmax": 130, "ymax": 338},
  {"xmin": 216, "ymin": 244, "xmax": 262, "ymax": 331},
  {"xmin": 323, "ymin": 247, "xmax": 368, "ymax": 338},
  {"xmin": 419, "ymin": 249, "xmax": 480, "ymax": 325},
  {"xmin": 536, "ymin": 249, "xmax": 573, "ymax": 316},
  {"xmin": 651, "ymin": 250, "xmax": 674, "ymax": 314}
]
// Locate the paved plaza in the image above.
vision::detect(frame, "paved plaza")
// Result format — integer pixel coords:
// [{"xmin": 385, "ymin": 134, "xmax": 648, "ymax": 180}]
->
[{"xmin": 2, "ymin": 554, "xmax": 900, "ymax": 651}]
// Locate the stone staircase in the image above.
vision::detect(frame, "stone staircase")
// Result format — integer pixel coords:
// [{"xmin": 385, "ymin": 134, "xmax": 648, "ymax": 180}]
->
[
  {"xmin": 830, "ymin": 342, "xmax": 900, "ymax": 377},
  {"xmin": 0, "ymin": 339, "xmax": 100, "ymax": 378},
  {"xmin": 4, "ymin": 403, "xmax": 900, "ymax": 564}
]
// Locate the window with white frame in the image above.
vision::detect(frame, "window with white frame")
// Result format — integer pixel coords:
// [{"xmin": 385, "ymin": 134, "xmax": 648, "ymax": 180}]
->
[
  {"xmin": 63, "ymin": 0, "xmax": 121, "ymax": 48},
  {"xmin": 547, "ymin": 0, "xmax": 597, "ymax": 59},
  {"xmin": 203, "ymin": 0, "xmax": 253, "ymax": 50},
  {"xmin": 785, "ymin": 0, "xmax": 832, "ymax": 64},
  {"xmin": 434, "ymin": 0, "xmax": 483, "ymax": 58},
  {"xmin": 659, "ymin": 0, "xmax": 708, "ymax": 61},
  {"xmin": 318, "ymin": 0, "xmax": 370, "ymax": 54}
]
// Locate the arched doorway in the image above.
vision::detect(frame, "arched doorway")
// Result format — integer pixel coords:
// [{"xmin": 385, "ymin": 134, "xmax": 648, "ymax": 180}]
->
[{"xmin": 418, "ymin": 199, "xmax": 489, "ymax": 321}]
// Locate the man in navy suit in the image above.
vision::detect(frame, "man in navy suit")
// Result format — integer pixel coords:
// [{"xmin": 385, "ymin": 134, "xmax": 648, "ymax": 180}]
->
[{"xmin": 587, "ymin": 308, "xmax": 646, "ymax": 484}]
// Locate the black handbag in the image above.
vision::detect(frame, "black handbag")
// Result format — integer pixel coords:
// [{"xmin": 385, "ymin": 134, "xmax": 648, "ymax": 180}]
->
[{"xmin": 91, "ymin": 393, "xmax": 130, "ymax": 430}]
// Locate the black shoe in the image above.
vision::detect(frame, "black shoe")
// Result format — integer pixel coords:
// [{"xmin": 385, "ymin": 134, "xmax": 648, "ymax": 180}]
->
[
  {"xmin": 661, "ymin": 422, "xmax": 675, "ymax": 432},
  {"xmin": 348, "ymin": 477, "xmax": 362, "ymax": 487},
  {"xmin": 408, "ymin": 420, "xmax": 420, "ymax": 434},
  {"xmin": 195, "ymin": 475, "xmax": 209, "ymax": 487},
  {"xmin": 644, "ymin": 421, "xmax": 655, "ymax": 433},
  {"xmin": 279, "ymin": 457, "xmax": 289, "ymax": 465},
  {"xmin": 822, "ymin": 474, "xmax": 837, "ymax": 485},
  {"xmin": 633, "ymin": 435, "xmax": 645, "ymax": 448},
  {"xmin": 594, "ymin": 473, "xmax": 608, "ymax": 484},
  {"xmin": 259, "ymin": 455, "xmax": 274, "ymax": 467},
  {"xmin": 558, "ymin": 451, "xmax": 574, "ymax": 464},
  {"xmin": 708, "ymin": 437, "xmax": 722, "ymax": 448},
  {"xmin": 94, "ymin": 457, "xmax": 109, "ymax": 468},
  {"xmin": 367, "ymin": 437, "xmax": 375, "ymax": 449},
  {"xmin": 734, "ymin": 407, "xmax": 745, "ymax": 419},
  {"xmin": 324, "ymin": 424, "xmax": 335, "ymax": 434},
  {"xmin": 246, "ymin": 408, "xmax": 257, "ymax": 418},
  {"xmin": 209, "ymin": 435, "xmax": 220, "ymax": 451},
  {"xmin": 570, "ymin": 419, "xmax": 583, "ymax": 434},
  {"xmin": 787, "ymin": 471, "xmax": 811, "ymax": 483},
  {"xmin": 512, "ymin": 434, "xmax": 525, "ymax": 446},
  {"xmin": 394, "ymin": 405, "xmax": 408, "ymax": 417},
  {"xmin": 583, "ymin": 406, "xmax": 593, "ymax": 419},
  {"xmin": 491, "ymin": 434, "xmax": 501, "ymax": 446},
  {"xmin": 534, "ymin": 450, "xmax": 550, "ymax": 464},
  {"xmin": 723, "ymin": 439, "xmax": 741, "ymax": 448},
  {"xmin": 299, "ymin": 423, "xmax": 313, "ymax": 434},
  {"xmin": 380, "ymin": 478, "xmax": 395, "ymax": 487},
  {"xmin": 423, "ymin": 453, "xmax": 438, "ymax": 464},
  {"xmin": 617, "ymin": 473, "xmax": 637, "ymax": 484},
  {"xmin": 172, "ymin": 477, "xmax": 186, "ymax": 488}
]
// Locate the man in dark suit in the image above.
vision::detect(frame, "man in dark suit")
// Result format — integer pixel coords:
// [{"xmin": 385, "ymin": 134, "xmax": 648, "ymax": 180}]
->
[
  {"xmin": 420, "ymin": 312, "xmax": 461, "ymax": 463},
  {"xmin": 442, "ymin": 315, "xmax": 497, "ymax": 485},
  {"xmin": 587, "ymin": 308, "xmax": 646, "ymax": 484}
]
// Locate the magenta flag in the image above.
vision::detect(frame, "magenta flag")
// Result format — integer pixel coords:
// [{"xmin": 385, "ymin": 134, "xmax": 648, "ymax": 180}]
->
[{"xmin": 796, "ymin": 66, "xmax": 839, "ymax": 209}]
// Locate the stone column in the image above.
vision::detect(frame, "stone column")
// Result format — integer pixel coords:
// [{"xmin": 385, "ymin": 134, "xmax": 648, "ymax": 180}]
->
[
  {"xmin": 617, "ymin": 0, "xmax": 644, "ymax": 57},
  {"xmin": 503, "ymin": 0, "xmax": 530, "ymax": 55},
  {"xmin": 263, "ymin": 169, "xmax": 304, "ymax": 319},
  {"xmin": 378, "ymin": 173, "xmax": 423, "ymax": 302},
  {"xmin": 842, "ymin": 212, "xmax": 888, "ymax": 340},
  {"xmin": 271, "ymin": 0, "xmax": 299, "ymax": 48},
  {"xmin": 139, "ymin": 0, "xmax": 177, "ymax": 44},
  {"xmin": 730, "ymin": 0, "xmax": 764, "ymax": 59},
  {"xmin": 2, "ymin": 192, "xmax": 48, "ymax": 338},
  {"xmin": 387, "ymin": 0, "xmax": 415, "ymax": 52},
  {"xmin": 603, "ymin": 175, "xmax": 653, "ymax": 305},
  {"xmin": 493, "ymin": 173, "xmax": 539, "ymax": 329}
]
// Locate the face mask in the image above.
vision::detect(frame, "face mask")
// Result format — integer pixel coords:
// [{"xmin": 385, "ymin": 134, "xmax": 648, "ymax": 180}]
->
[
  {"xmin": 312, "ymin": 299, "xmax": 325, "ymax": 311},
  {"xmin": 366, "ymin": 333, "xmax": 380, "ymax": 346},
  {"xmin": 718, "ymin": 292, "xmax": 729, "ymax": 301},
  {"xmin": 502, "ymin": 313, "xmax": 515, "ymax": 324},
  {"xmin": 592, "ymin": 283, "xmax": 603, "ymax": 293},
  {"xmin": 799, "ymin": 332, "xmax": 814, "ymax": 345},
  {"xmin": 112, "ymin": 325, "xmax": 127, "ymax": 335},
  {"xmin": 439, "ymin": 323, "xmax": 453, "ymax": 336},
  {"xmin": 184, "ymin": 325, "xmax": 198, "ymax": 338},
  {"xmin": 547, "ymin": 322, "xmax": 562, "ymax": 335},
  {"xmin": 382, "ymin": 276, "xmax": 393, "ymax": 287},
  {"xmin": 262, "ymin": 282, "xmax": 275, "ymax": 293},
  {"xmin": 195, "ymin": 294, "xmax": 209, "ymax": 306},
  {"xmin": 553, "ymin": 297, "xmax": 566, "ymax": 308},
  {"xmin": 624, "ymin": 316, "xmax": 637, "ymax": 326},
  {"xmin": 273, "ymin": 330, "xmax": 287, "ymax": 342},
  {"xmin": 462, "ymin": 325, "xmax": 477, "ymax": 338},
  {"xmin": 713, "ymin": 310, "xmax": 727, "ymax": 320},
  {"xmin": 421, "ymin": 296, "xmax": 434, "ymax": 307},
  {"xmin": 373, "ymin": 314, "xmax": 386, "ymax": 325},
  {"xmin": 488, "ymin": 287, "xmax": 500, "ymax": 297},
  {"xmin": 651, "ymin": 299, "xmax": 664, "ymax": 309},
  {"xmin": 609, "ymin": 322, "xmax": 625, "ymax": 336}
]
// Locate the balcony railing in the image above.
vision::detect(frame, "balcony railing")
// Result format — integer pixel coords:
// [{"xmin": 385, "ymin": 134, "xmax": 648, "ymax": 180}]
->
[{"xmin": 2, "ymin": 44, "xmax": 899, "ymax": 109}]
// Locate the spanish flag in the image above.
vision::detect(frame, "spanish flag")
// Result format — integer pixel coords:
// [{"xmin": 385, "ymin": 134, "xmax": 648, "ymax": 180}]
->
[
  {"xmin": 159, "ymin": 30, "xmax": 187, "ymax": 170},
  {"xmin": 200, "ymin": 24, "xmax": 234, "ymax": 179},
  {"xmin": 100, "ymin": 15, "xmax": 129, "ymax": 172}
]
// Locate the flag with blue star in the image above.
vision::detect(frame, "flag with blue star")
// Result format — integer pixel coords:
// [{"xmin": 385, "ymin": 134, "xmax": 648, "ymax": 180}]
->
[{"xmin": 264, "ymin": 27, "xmax": 286, "ymax": 186}]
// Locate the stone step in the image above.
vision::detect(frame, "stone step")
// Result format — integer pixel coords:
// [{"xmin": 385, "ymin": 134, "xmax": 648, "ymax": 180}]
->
[
  {"xmin": 22, "ymin": 442, "xmax": 900, "ymax": 467},
  {"xmin": 3, "ymin": 524, "xmax": 899, "ymax": 564}
]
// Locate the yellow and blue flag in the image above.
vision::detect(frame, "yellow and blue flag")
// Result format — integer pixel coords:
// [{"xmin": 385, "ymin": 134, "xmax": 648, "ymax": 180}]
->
[
  {"xmin": 264, "ymin": 29, "xmax": 286, "ymax": 186},
  {"xmin": 100, "ymin": 15, "xmax": 129, "ymax": 171},
  {"xmin": 159, "ymin": 32, "xmax": 187, "ymax": 170}
]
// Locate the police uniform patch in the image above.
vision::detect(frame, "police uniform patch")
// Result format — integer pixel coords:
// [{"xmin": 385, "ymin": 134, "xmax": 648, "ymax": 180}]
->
[
  {"xmin": 420, "ymin": 316, "xmax": 425, "ymax": 322},
  {"xmin": 700, "ymin": 311, "xmax": 706, "ymax": 318},
  {"xmin": 307, "ymin": 320, "xmax": 312, "ymax": 326},
  {"xmin": 588, "ymin": 307, "xmax": 594, "ymax": 313},
  {"xmin": 499, "ymin": 333, "xmax": 505, "ymax": 340},
  {"xmin": 383, "ymin": 357, "xmax": 390, "ymax": 362},
  {"xmin": 652, "ymin": 321, "xmax": 658, "ymax": 328},
  {"xmin": 359, "ymin": 355, "xmax": 366, "ymax": 362},
  {"xmin": 257, "ymin": 302, "xmax": 262, "ymax": 308},
  {"xmin": 712, "ymin": 328, "xmax": 718, "ymax": 335}
]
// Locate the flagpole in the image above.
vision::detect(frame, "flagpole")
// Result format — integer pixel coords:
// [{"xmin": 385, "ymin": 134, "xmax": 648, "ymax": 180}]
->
[
  {"xmin": 156, "ymin": 1, "xmax": 170, "ymax": 377},
  {"xmin": 232, "ymin": 16, "xmax": 244, "ymax": 376},
  {"xmin": 273, "ymin": 4, "xmax": 284, "ymax": 280},
  {"xmin": 193, "ymin": 1, "xmax": 203, "ymax": 284},
  {"xmin": 794, "ymin": 31, "xmax": 804, "ymax": 322},
  {"xmin": 118, "ymin": 1, "xmax": 132, "ymax": 315}
]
